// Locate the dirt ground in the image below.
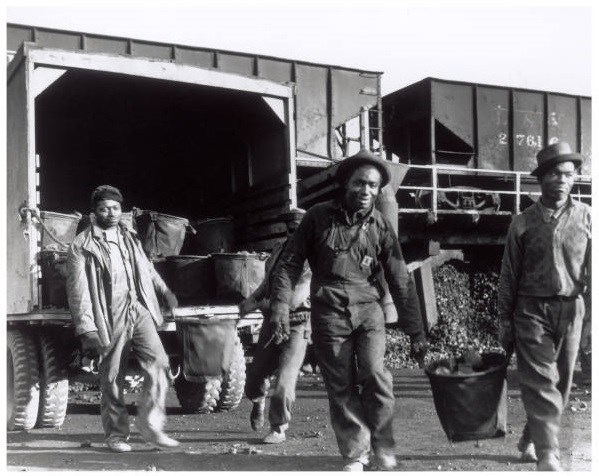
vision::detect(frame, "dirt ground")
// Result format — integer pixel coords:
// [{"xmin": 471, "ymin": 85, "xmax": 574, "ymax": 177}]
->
[{"xmin": 6, "ymin": 367, "xmax": 592, "ymax": 472}]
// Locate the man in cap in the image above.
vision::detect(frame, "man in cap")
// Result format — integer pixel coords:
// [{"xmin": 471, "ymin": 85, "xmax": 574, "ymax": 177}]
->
[
  {"xmin": 498, "ymin": 142, "xmax": 591, "ymax": 471},
  {"xmin": 240, "ymin": 208, "xmax": 312, "ymax": 444},
  {"xmin": 268, "ymin": 150, "xmax": 428, "ymax": 471},
  {"xmin": 67, "ymin": 185, "xmax": 180, "ymax": 452}
]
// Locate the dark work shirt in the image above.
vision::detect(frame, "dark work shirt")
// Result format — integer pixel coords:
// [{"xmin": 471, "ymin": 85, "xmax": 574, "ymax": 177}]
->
[{"xmin": 270, "ymin": 199, "xmax": 423, "ymax": 339}]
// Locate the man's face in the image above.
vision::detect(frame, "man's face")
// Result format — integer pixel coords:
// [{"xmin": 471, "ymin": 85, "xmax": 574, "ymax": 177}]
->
[
  {"xmin": 286, "ymin": 219, "xmax": 302, "ymax": 236},
  {"xmin": 94, "ymin": 199, "xmax": 122, "ymax": 229},
  {"xmin": 539, "ymin": 161, "xmax": 576, "ymax": 204},
  {"xmin": 344, "ymin": 165, "xmax": 382, "ymax": 212}
]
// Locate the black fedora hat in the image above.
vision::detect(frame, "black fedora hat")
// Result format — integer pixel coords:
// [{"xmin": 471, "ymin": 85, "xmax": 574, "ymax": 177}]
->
[
  {"xmin": 531, "ymin": 142, "xmax": 583, "ymax": 177},
  {"xmin": 336, "ymin": 149, "xmax": 390, "ymax": 187}
]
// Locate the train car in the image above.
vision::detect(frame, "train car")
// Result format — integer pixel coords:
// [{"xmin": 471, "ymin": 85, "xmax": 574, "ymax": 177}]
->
[{"xmin": 382, "ymin": 77, "xmax": 592, "ymax": 246}]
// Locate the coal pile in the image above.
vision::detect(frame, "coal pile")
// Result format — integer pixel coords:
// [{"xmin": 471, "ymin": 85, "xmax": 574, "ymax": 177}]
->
[{"xmin": 385, "ymin": 257, "xmax": 503, "ymax": 369}]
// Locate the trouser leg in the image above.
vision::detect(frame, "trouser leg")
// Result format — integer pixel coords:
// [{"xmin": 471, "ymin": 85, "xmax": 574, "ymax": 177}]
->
[
  {"xmin": 99, "ymin": 328, "xmax": 131, "ymax": 440},
  {"xmin": 312, "ymin": 312, "xmax": 370, "ymax": 461},
  {"xmin": 514, "ymin": 296, "xmax": 584, "ymax": 455},
  {"xmin": 130, "ymin": 306, "xmax": 171, "ymax": 437},
  {"xmin": 268, "ymin": 322, "xmax": 309, "ymax": 430},
  {"xmin": 355, "ymin": 306, "xmax": 395, "ymax": 454},
  {"xmin": 245, "ymin": 323, "xmax": 279, "ymax": 402}
]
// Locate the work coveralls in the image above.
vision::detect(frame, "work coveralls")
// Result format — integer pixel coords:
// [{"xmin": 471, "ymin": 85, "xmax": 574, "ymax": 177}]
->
[
  {"xmin": 270, "ymin": 199, "xmax": 425, "ymax": 463},
  {"xmin": 498, "ymin": 198, "xmax": 591, "ymax": 459},
  {"xmin": 245, "ymin": 240, "xmax": 312, "ymax": 432},
  {"xmin": 67, "ymin": 223, "xmax": 173, "ymax": 442}
]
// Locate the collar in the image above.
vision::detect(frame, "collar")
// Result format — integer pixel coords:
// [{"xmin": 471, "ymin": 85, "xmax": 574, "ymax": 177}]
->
[
  {"xmin": 90, "ymin": 221, "xmax": 136, "ymax": 240},
  {"xmin": 334, "ymin": 199, "xmax": 375, "ymax": 226},
  {"xmin": 536, "ymin": 196, "xmax": 572, "ymax": 223}
]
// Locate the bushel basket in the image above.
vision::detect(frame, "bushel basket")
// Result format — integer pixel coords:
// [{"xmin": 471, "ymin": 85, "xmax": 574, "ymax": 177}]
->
[
  {"xmin": 425, "ymin": 352, "xmax": 508, "ymax": 442},
  {"xmin": 134, "ymin": 209, "xmax": 192, "ymax": 261}
]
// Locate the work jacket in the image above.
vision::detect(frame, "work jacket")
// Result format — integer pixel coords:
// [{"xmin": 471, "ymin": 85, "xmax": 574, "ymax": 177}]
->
[{"xmin": 66, "ymin": 221, "xmax": 171, "ymax": 346}]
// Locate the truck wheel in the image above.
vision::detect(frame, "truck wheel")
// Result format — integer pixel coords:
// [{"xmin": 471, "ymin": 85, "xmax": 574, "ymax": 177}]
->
[
  {"xmin": 174, "ymin": 376, "xmax": 221, "ymax": 414},
  {"xmin": 7, "ymin": 330, "xmax": 40, "ymax": 431},
  {"xmin": 216, "ymin": 335, "xmax": 246, "ymax": 411},
  {"xmin": 36, "ymin": 335, "xmax": 69, "ymax": 428}
]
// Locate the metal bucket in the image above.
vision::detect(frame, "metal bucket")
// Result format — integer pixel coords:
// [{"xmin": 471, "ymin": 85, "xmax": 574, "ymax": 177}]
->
[
  {"xmin": 39, "ymin": 250, "xmax": 69, "ymax": 308},
  {"xmin": 39, "ymin": 211, "xmax": 81, "ymax": 249},
  {"xmin": 425, "ymin": 352, "xmax": 508, "ymax": 442},
  {"xmin": 212, "ymin": 252, "xmax": 267, "ymax": 303},
  {"xmin": 155, "ymin": 255, "xmax": 214, "ymax": 305},
  {"xmin": 182, "ymin": 217, "xmax": 234, "ymax": 255}
]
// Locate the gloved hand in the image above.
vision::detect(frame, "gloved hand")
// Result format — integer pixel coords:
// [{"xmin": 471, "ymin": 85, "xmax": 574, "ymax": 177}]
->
[
  {"xmin": 81, "ymin": 331, "xmax": 103, "ymax": 359},
  {"xmin": 499, "ymin": 320, "xmax": 515, "ymax": 358},
  {"xmin": 268, "ymin": 301, "xmax": 290, "ymax": 345},
  {"xmin": 410, "ymin": 338, "xmax": 429, "ymax": 369},
  {"xmin": 164, "ymin": 290, "xmax": 179, "ymax": 313}
]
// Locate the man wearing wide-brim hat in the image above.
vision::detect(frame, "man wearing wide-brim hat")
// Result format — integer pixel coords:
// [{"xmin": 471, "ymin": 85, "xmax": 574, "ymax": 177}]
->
[
  {"xmin": 498, "ymin": 142, "xmax": 591, "ymax": 471},
  {"xmin": 267, "ymin": 149, "xmax": 428, "ymax": 471}
]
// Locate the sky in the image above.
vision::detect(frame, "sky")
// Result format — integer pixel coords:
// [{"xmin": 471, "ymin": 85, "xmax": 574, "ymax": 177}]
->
[{"xmin": 4, "ymin": 0, "xmax": 594, "ymax": 97}]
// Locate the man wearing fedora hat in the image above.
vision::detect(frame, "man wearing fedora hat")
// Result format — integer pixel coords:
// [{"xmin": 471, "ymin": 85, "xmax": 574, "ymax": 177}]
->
[
  {"xmin": 268, "ymin": 149, "xmax": 428, "ymax": 471},
  {"xmin": 498, "ymin": 142, "xmax": 591, "ymax": 471},
  {"xmin": 240, "ymin": 208, "xmax": 312, "ymax": 445}
]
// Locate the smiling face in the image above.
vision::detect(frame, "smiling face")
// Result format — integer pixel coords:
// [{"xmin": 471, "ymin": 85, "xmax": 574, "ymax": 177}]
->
[
  {"xmin": 343, "ymin": 165, "xmax": 382, "ymax": 213},
  {"xmin": 539, "ymin": 161, "xmax": 576, "ymax": 207},
  {"xmin": 94, "ymin": 199, "xmax": 122, "ymax": 229}
]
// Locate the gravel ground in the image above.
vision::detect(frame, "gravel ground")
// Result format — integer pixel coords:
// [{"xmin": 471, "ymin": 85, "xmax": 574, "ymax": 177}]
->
[{"xmin": 6, "ymin": 367, "xmax": 591, "ymax": 472}]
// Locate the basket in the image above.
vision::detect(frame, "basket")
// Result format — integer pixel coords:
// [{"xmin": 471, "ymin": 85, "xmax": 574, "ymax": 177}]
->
[
  {"xmin": 425, "ymin": 352, "xmax": 508, "ymax": 442},
  {"xmin": 212, "ymin": 252, "xmax": 267, "ymax": 302},
  {"xmin": 134, "ymin": 209, "xmax": 190, "ymax": 261},
  {"xmin": 39, "ymin": 211, "xmax": 81, "ymax": 249},
  {"xmin": 182, "ymin": 217, "xmax": 234, "ymax": 255},
  {"xmin": 154, "ymin": 255, "xmax": 214, "ymax": 305},
  {"xmin": 39, "ymin": 250, "xmax": 69, "ymax": 308}
]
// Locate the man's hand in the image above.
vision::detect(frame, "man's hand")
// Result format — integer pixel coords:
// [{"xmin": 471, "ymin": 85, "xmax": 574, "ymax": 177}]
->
[
  {"xmin": 81, "ymin": 331, "xmax": 103, "ymax": 359},
  {"xmin": 499, "ymin": 320, "xmax": 515, "ymax": 359},
  {"xmin": 269, "ymin": 302, "xmax": 290, "ymax": 345},
  {"xmin": 239, "ymin": 297, "xmax": 257, "ymax": 317},
  {"xmin": 410, "ymin": 339, "xmax": 429, "ymax": 369},
  {"xmin": 164, "ymin": 290, "xmax": 179, "ymax": 313}
]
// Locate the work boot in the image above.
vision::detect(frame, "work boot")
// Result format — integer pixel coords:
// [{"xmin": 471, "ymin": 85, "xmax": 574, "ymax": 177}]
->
[
  {"xmin": 536, "ymin": 451, "xmax": 561, "ymax": 471},
  {"xmin": 250, "ymin": 398, "xmax": 265, "ymax": 431},
  {"xmin": 372, "ymin": 451, "xmax": 398, "ymax": 470},
  {"xmin": 105, "ymin": 437, "xmax": 132, "ymax": 453},
  {"xmin": 517, "ymin": 436, "xmax": 538, "ymax": 463},
  {"xmin": 263, "ymin": 427, "xmax": 286, "ymax": 444}
]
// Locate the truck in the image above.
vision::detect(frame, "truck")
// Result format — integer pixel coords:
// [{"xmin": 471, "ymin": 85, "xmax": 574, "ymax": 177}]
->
[{"xmin": 6, "ymin": 23, "xmax": 383, "ymax": 430}]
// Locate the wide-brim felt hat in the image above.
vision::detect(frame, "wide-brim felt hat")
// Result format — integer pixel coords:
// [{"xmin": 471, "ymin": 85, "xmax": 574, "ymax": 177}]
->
[
  {"xmin": 531, "ymin": 142, "xmax": 583, "ymax": 177},
  {"xmin": 335, "ymin": 149, "xmax": 390, "ymax": 187}
]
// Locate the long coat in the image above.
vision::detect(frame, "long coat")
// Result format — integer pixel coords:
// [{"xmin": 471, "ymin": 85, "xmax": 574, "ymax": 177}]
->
[{"xmin": 66, "ymin": 222, "xmax": 171, "ymax": 347}]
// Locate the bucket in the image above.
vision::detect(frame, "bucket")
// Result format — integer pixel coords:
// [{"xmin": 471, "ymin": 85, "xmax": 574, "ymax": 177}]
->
[
  {"xmin": 134, "ymin": 210, "xmax": 190, "ymax": 261},
  {"xmin": 39, "ymin": 211, "xmax": 81, "ymax": 249},
  {"xmin": 76, "ymin": 211, "xmax": 135, "ymax": 235},
  {"xmin": 39, "ymin": 250, "xmax": 69, "ymax": 308},
  {"xmin": 425, "ymin": 352, "xmax": 508, "ymax": 442},
  {"xmin": 212, "ymin": 252, "xmax": 267, "ymax": 302},
  {"xmin": 182, "ymin": 217, "xmax": 234, "ymax": 255},
  {"xmin": 155, "ymin": 255, "xmax": 214, "ymax": 305}
]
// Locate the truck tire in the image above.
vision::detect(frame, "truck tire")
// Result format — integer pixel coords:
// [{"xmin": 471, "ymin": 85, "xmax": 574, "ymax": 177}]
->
[
  {"xmin": 216, "ymin": 335, "xmax": 246, "ymax": 411},
  {"xmin": 174, "ymin": 376, "xmax": 221, "ymax": 414},
  {"xmin": 7, "ymin": 330, "xmax": 40, "ymax": 431},
  {"xmin": 36, "ymin": 335, "xmax": 69, "ymax": 428}
]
